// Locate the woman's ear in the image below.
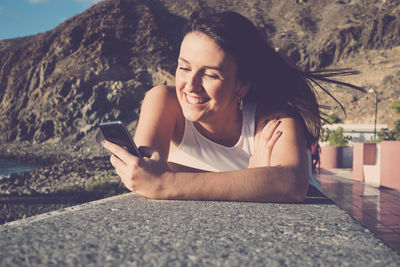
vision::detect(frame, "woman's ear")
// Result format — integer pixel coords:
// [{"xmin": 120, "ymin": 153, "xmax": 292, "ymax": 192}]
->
[{"xmin": 236, "ymin": 80, "xmax": 251, "ymax": 98}]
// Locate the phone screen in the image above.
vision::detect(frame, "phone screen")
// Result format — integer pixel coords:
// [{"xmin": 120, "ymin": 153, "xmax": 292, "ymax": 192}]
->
[{"xmin": 99, "ymin": 121, "xmax": 142, "ymax": 157}]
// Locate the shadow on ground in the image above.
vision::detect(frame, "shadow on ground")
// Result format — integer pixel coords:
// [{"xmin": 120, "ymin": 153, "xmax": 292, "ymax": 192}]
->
[
  {"xmin": 304, "ymin": 185, "xmax": 335, "ymax": 205},
  {"xmin": 0, "ymin": 193, "xmax": 106, "ymax": 225}
]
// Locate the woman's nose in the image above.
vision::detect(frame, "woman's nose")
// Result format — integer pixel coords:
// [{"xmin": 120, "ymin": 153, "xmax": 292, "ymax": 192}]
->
[{"xmin": 186, "ymin": 72, "xmax": 202, "ymax": 92}]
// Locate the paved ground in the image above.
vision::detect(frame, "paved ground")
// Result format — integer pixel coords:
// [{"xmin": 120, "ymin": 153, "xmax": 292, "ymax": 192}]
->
[
  {"xmin": 1, "ymin": 192, "xmax": 399, "ymax": 266},
  {"xmin": 316, "ymin": 168, "xmax": 400, "ymax": 254}
]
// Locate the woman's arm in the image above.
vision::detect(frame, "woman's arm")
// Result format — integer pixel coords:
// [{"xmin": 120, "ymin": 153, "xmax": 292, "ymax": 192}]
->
[
  {"xmin": 163, "ymin": 116, "xmax": 309, "ymax": 202},
  {"xmin": 103, "ymin": 115, "xmax": 310, "ymax": 203}
]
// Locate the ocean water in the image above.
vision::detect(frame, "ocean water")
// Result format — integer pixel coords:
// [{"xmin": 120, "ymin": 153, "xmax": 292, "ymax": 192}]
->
[{"xmin": 0, "ymin": 159, "xmax": 41, "ymax": 180}]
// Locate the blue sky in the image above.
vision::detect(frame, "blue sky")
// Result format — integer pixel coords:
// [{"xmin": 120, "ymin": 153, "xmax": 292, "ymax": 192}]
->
[{"xmin": 0, "ymin": 0, "xmax": 103, "ymax": 40}]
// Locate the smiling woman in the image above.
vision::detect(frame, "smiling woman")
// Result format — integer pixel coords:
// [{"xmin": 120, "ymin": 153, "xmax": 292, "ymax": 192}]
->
[
  {"xmin": 175, "ymin": 31, "xmax": 246, "ymax": 143},
  {"xmin": 102, "ymin": 9, "xmax": 364, "ymax": 203}
]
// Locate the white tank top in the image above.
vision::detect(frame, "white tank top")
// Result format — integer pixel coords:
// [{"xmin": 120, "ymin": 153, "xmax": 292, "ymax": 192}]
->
[
  {"xmin": 168, "ymin": 102, "xmax": 257, "ymax": 172},
  {"xmin": 168, "ymin": 102, "xmax": 321, "ymax": 190}
]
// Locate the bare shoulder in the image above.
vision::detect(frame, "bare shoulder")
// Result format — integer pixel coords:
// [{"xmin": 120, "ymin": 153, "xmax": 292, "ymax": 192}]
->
[
  {"xmin": 138, "ymin": 85, "xmax": 182, "ymax": 128},
  {"xmin": 255, "ymin": 104, "xmax": 304, "ymax": 135},
  {"xmin": 144, "ymin": 85, "xmax": 179, "ymax": 108},
  {"xmin": 255, "ymin": 105, "xmax": 308, "ymax": 167}
]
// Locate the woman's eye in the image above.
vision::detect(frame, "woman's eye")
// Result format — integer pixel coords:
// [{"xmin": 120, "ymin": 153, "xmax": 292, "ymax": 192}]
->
[
  {"xmin": 204, "ymin": 73, "xmax": 219, "ymax": 79},
  {"xmin": 179, "ymin": 67, "xmax": 190, "ymax": 71}
]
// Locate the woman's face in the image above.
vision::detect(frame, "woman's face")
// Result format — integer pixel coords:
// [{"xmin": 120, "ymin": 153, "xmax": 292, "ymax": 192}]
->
[{"xmin": 175, "ymin": 32, "xmax": 248, "ymax": 124}]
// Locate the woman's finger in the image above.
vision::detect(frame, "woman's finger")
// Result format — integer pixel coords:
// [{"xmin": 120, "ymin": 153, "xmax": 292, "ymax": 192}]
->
[
  {"xmin": 254, "ymin": 119, "xmax": 277, "ymax": 155},
  {"xmin": 110, "ymin": 153, "xmax": 126, "ymax": 168},
  {"xmin": 261, "ymin": 119, "xmax": 281, "ymax": 143},
  {"xmin": 111, "ymin": 154, "xmax": 136, "ymax": 192},
  {"xmin": 265, "ymin": 130, "xmax": 282, "ymax": 166},
  {"xmin": 103, "ymin": 140, "xmax": 137, "ymax": 164},
  {"xmin": 266, "ymin": 130, "xmax": 282, "ymax": 150},
  {"xmin": 138, "ymin": 146, "xmax": 160, "ymax": 159}
]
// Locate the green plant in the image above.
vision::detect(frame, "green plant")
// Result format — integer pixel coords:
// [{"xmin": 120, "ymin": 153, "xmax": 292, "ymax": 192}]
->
[
  {"xmin": 377, "ymin": 119, "xmax": 400, "ymax": 141},
  {"xmin": 85, "ymin": 180, "xmax": 128, "ymax": 197},
  {"xmin": 377, "ymin": 128, "xmax": 395, "ymax": 141},
  {"xmin": 57, "ymin": 183, "xmax": 84, "ymax": 193},
  {"xmin": 321, "ymin": 127, "xmax": 351, "ymax": 146},
  {"xmin": 57, "ymin": 179, "xmax": 129, "ymax": 197},
  {"xmin": 320, "ymin": 128, "xmax": 331, "ymax": 143},
  {"xmin": 349, "ymin": 38, "xmax": 359, "ymax": 48},
  {"xmin": 391, "ymin": 101, "xmax": 400, "ymax": 115},
  {"xmin": 395, "ymin": 120, "xmax": 400, "ymax": 136},
  {"xmin": 327, "ymin": 113, "xmax": 342, "ymax": 124}
]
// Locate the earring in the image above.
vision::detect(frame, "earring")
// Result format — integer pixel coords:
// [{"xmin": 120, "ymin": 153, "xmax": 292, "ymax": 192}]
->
[{"xmin": 238, "ymin": 98, "xmax": 243, "ymax": 111}]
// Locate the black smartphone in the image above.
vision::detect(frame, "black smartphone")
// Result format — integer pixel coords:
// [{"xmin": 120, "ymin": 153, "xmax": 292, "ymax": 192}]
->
[{"xmin": 99, "ymin": 121, "xmax": 142, "ymax": 157}]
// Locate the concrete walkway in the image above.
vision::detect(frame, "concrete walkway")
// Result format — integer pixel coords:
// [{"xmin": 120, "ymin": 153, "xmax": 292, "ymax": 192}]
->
[{"xmin": 1, "ymin": 192, "xmax": 399, "ymax": 266}]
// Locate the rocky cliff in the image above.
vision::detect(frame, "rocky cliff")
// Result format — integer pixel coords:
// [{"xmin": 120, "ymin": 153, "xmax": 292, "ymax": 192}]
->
[
  {"xmin": 0, "ymin": 0, "xmax": 177, "ymax": 144},
  {"xmin": 1, "ymin": 0, "xmax": 400, "ymax": 145}
]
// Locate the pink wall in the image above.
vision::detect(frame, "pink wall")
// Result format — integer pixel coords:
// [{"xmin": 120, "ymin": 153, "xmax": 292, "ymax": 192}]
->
[
  {"xmin": 352, "ymin": 143, "xmax": 376, "ymax": 182},
  {"xmin": 380, "ymin": 141, "xmax": 400, "ymax": 190},
  {"xmin": 320, "ymin": 146, "xmax": 343, "ymax": 169}
]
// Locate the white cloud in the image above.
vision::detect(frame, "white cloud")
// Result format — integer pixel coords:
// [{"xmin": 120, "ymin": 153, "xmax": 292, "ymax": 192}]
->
[
  {"xmin": 27, "ymin": 0, "xmax": 49, "ymax": 4},
  {"xmin": 75, "ymin": 0, "xmax": 103, "ymax": 5}
]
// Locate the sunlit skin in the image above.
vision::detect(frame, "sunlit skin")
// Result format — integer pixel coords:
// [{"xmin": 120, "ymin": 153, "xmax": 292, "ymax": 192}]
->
[{"xmin": 102, "ymin": 30, "xmax": 311, "ymax": 203}]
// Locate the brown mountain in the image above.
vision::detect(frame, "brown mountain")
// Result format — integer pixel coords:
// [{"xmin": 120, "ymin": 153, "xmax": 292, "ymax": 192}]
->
[{"xmin": 1, "ymin": 0, "xmax": 399, "ymax": 145}]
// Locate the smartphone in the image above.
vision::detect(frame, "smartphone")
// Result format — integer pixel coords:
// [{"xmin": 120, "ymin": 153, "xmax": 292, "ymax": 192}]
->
[{"xmin": 99, "ymin": 121, "xmax": 142, "ymax": 157}]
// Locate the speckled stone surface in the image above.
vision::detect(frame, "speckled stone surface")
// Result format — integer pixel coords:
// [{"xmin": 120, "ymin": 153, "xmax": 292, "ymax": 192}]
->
[{"xmin": 1, "ymin": 193, "xmax": 399, "ymax": 266}]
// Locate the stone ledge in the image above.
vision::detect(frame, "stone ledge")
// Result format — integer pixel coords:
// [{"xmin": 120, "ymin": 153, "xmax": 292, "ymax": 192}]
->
[{"xmin": 1, "ymin": 193, "xmax": 399, "ymax": 265}]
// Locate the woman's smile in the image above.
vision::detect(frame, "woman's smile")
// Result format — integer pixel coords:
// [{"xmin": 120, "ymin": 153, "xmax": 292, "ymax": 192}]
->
[{"xmin": 184, "ymin": 92, "xmax": 210, "ymax": 105}]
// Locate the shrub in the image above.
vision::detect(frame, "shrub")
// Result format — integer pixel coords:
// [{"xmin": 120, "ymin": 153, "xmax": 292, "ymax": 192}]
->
[
  {"xmin": 349, "ymin": 38, "xmax": 359, "ymax": 48},
  {"xmin": 391, "ymin": 101, "xmax": 400, "ymax": 115},
  {"xmin": 85, "ymin": 180, "xmax": 128, "ymax": 197},
  {"xmin": 320, "ymin": 128, "xmax": 331, "ymax": 143},
  {"xmin": 376, "ymin": 119, "xmax": 400, "ymax": 141},
  {"xmin": 57, "ymin": 179, "xmax": 128, "ymax": 197},
  {"xmin": 328, "ymin": 127, "xmax": 350, "ymax": 146},
  {"xmin": 321, "ymin": 127, "xmax": 351, "ymax": 146},
  {"xmin": 377, "ymin": 128, "xmax": 395, "ymax": 141},
  {"xmin": 58, "ymin": 183, "xmax": 83, "ymax": 193},
  {"xmin": 327, "ymin": 113, "xmax": 342, "ymax": 124}
]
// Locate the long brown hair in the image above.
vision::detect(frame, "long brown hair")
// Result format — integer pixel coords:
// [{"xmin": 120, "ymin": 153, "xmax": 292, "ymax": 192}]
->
[{"xmin": 183, "ymin": 10, "xmax": 365, "ymax": 146}]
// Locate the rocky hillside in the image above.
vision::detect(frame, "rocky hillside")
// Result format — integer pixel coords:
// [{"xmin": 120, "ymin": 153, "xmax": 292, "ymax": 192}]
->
[
  {"xmin": 1, "ymin": 0, "xmax": 400, "ymax": 146},
  {"xmin": 0, "ymin": 0, "xmax": 176, "ymax": 144}
]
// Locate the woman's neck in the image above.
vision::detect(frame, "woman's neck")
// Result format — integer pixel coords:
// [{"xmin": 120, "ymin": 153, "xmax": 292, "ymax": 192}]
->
[{"xmin": 193, "ymin": 108, "xmax": 243, "ymax": 147}]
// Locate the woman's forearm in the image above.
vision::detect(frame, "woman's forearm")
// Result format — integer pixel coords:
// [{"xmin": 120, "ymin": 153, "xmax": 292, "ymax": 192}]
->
[{"xmin": 158, "ymin": 166, "xmax": 309, "ymax": 203}]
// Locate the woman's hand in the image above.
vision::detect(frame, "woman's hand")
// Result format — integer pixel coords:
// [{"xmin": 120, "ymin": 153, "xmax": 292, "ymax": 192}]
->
[
  {"xmin": 102, "ymin": 140, "xmax": 170, "ymax": 199},
  {"xmin": 248, "ymin": 118, "xmax": 282, "ymax": 168}
]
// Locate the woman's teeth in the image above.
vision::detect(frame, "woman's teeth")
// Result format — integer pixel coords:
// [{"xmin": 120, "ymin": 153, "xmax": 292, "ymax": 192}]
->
[{"xmin": 186, "ymin": 94, "xmax": 209, "ymax": 104}]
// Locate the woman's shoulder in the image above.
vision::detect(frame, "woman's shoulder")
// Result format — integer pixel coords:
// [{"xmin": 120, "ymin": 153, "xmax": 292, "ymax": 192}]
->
[
  {"xmin": 145, "ymin": 85, "xmax": 177, "ymax": 100},
  {"xmin": 142, "ymin": 85, "xmax": 184, "ymax": 145},
  {"xmin": 254, "ymin": 103, "xmax": 306, "ymax": 138},
  {"xmin": 143, "ymin": 85, "xmax": 179, "ymax": 110},
  {"xmin": 255, "ymin": 103, "xmax": 299, "ymax": 125},
  {"xmin": 254, "ymin": 103, "xmax": 308, "ymax": 150}
]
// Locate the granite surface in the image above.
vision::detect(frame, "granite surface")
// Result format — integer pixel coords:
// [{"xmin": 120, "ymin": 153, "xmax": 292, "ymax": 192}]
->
[{"xmin": 1, "ymin": 192, "xmax": 399, "ymax": 266}]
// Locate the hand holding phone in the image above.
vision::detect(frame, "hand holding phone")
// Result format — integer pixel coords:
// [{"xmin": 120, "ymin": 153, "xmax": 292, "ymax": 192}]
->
[{"xmin": 99, "ymin": 121, "xmax": 142, "ymax": 157}]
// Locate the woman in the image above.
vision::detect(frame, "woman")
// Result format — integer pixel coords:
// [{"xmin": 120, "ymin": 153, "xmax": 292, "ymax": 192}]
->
[{"xmin": 103, "ymin": 10, "xmax": 362, "ymax": 202}]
